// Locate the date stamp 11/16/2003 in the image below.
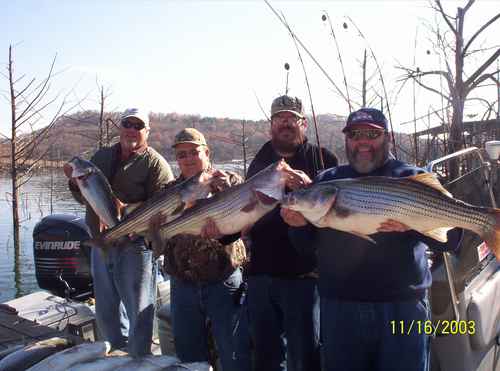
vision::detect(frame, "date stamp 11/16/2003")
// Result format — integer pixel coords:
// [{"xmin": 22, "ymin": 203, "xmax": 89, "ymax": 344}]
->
[{"xmin": 390, "ymin": 320, "xmax": 475, "ymax": 336}]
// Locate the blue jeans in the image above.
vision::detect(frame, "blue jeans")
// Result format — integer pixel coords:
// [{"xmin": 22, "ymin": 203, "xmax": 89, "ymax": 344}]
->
[
  {"xmin": 170, "ymin": 269, "xmax": 251, "ymax": 371},
  {"xmin": 91, "ymin": 239, "xmax": 156, "ymax": 357},
  {"xmin": 320, "ymin": 296, "xmax": 430, "ymax": 371},
  {"xmin": 246, "ymin": 275, "xmax": 320, "ymax": 371}
]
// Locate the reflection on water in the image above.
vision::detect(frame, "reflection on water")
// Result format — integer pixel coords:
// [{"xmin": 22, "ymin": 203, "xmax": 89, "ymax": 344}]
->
[{"xmin": 0, "ymin": 170, "xmax": 84, "ymax": 302}]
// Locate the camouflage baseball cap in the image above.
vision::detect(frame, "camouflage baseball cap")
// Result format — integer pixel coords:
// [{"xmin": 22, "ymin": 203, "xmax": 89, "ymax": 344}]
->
[
  {"xmin": 172, "ymin": 128, "xmax": 207, "ymax": 147},
  {"xmin": 271, "ymin": 95, "xmax": 304, "ymax": 119}
]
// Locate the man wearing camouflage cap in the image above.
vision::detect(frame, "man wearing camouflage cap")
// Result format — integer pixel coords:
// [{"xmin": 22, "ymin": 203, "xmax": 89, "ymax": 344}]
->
[
  {"xmin": 149, "ymin": 127, "xmax": 251, "ymax": 371},
  {"xmin": 245, "ymin": 95, "xmax": 338, "ymax": 371}
]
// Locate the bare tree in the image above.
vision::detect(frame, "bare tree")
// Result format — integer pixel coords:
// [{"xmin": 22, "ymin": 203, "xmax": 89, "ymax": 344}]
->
[
  {"xmin": 398, "ymin": 0, "xmax": 500, "ymax": 161},
  {"xmin": 4, "ymin": 45, "xmax": 76, "ymax": 250}
]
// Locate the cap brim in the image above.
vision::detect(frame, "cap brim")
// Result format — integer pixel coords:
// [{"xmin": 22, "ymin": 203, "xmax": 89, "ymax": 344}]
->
[
  {"xmin": 121, "ymin": 114, "xmax": 150, "ymax": 127},
  {"xmin": 271, "ymin": 110, "xmax": 304, "ymax": 119},
  {"xmin": 172, "ymin": 141, "xmax": 207, "ymax": 148},
  {"xmin": 342, "ymin": 123, "xmax": 385, "ymax": 132}
]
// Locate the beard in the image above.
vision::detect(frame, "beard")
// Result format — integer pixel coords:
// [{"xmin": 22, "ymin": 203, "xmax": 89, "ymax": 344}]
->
[
  {"xmin": 347, "ymin": 137, "xmax": 390, "ymax": 174},
  {"xmin": 271, "ymin": 126, "xmax": 305, "ymax": 156}
]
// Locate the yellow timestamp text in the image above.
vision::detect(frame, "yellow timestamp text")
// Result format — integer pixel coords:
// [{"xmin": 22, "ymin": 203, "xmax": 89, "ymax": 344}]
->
[{"xmin": 390, "ymin": 320, "xmax": 475, "ymax": 336}]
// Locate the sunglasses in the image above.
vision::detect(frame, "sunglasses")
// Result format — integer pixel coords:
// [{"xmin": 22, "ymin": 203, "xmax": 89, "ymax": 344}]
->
[
  {"xmin": 345, "ymin": 129, "xmax": 385, "ymax": 141},
  {"xmin": 121, "ymin": 120, "xmax": 146, "ymax": 130},
  {"xmin": 176, "ymin": 148, "xmax": 204, "ymax": 160}
]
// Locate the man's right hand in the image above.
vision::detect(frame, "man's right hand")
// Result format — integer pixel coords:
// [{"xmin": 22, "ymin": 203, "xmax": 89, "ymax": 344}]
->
[{"xmin": 280, "ymin": 208, "xmax": 308, "ymax": 227}]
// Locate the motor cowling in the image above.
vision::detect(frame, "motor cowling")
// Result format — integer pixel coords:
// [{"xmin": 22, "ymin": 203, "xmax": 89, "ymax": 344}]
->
[{"xmin": 33, "ymin": 214, "xmax": 93, "ymax": 301}]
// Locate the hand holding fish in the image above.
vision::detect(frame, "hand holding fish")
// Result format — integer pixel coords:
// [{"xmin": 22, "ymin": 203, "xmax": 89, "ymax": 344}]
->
[
  {"xmin": 280, "ymin": 208, "xmax": 308, "ymax": 227},
  {"xmin": 210, "ymin": 169, "xmax": 232, "ymax": 192},
  {"xmin": 201, "ymin": 217, "xmax": 223, "ymax": 239},
  {"xmin": 282, "ymin": 166, "xmax": 312, "ymax": 190},
  {"xmin": 148, "ymin": 213, "xmax": 167, "ymax": 257},
  {"xmin": 377, "ymin": 219, "xmax": 411, "ymax": 233}
]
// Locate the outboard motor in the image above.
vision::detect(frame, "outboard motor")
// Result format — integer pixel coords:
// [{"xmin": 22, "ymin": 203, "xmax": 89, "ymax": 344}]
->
[{"xmin": 33, "ymin": 214, "xmax": 93, "ymax": 301}]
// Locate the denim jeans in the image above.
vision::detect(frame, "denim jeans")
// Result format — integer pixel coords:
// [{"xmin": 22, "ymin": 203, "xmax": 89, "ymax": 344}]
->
[
  {"xmin": 320, "ymin": 296, "xmax": 430, "ymax": 371},
  {"xmin": 246, "ymin": 275, "xmax": 321, "ymax": 371},
  {"xmin": 91, "ymin": 239, "xmax": 156, "ymax": 357},
  {"xmin": 170, "ymin": 269, "xmax": 252, "ymax": 371}
]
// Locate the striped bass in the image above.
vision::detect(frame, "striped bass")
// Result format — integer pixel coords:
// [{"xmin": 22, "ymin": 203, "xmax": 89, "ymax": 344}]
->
[
  {"xmin": 68, "ymin": 355, "xmax": 133, "ymax": 371},
  {"xmin": 26, "ymin": 341, "xmax": 111, "ymax": 371},
  {"xmin": 85, "ymin": 171, "xmax": 212, "ymax": 248},
  {"xmin": 281, "ymin": 173, "xmax": 500, "ymax": 259},
  {"xmin": 157, "ymin": 160, "xmax": 287, "ymax": 240},
  {"xmin": 0, "ymin": 337, "xmax": 71, "ymax": 371},
  {"xmin": 67, "ymin": 157, "xmax": 120, "ymax": 228}
]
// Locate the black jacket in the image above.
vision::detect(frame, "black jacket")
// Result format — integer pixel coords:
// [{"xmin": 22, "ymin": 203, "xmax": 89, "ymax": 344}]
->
[
  {"xmin": 246, "ymin": 140, "xmax": 338, "ymax": 277},
  {"xmin": 289, "ymin": 159, "xmax": 461, "ymax": 301}
]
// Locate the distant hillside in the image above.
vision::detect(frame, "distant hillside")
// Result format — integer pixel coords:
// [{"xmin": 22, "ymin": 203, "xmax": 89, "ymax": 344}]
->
[{"xmin": 2, "ymin": 110, "xmax": 416, "ymax": 168}]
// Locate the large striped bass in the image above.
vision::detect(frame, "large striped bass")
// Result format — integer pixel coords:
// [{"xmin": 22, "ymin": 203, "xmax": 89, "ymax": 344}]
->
[
  {"xmin": 157, "ymin": 160, "xmax": 287, "ymax": 240},
  {"xmin": 67, "ymin": 157, "xmax": 120, "ymax": 228},
  {"xmin": 0, "ymin": 337, "xmax": 71, "ymax": 371},
  {"xmin": 85, "ymin": 171, "xmax": 212, "ymax": 248},
  {"xmin": 281, "ymin": 173, "xmax": 500, "ymax": 259},
  {"xmin": 26, "ymin": 341, "xmax": 111, "ymax": 371}
]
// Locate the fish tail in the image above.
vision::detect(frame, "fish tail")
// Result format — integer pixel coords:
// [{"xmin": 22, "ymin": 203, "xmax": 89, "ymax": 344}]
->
[{"xmin": 483, "ymin": 208, "xmax": 500, "ymax": 260}]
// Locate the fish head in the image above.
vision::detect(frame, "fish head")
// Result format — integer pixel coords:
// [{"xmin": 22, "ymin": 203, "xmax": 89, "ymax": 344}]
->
[
  {"xmin": 179, "ymin": 170, "xmax": 213, "ymax": 203},
  {"xmin": 249, "ymin": 159, "xmax": 288, "ymax": 201},
  {"xmin": 281, "ymin": 183, "xmax": 338, "ymax": 221},
  {"xmin": 67, "ymin": 156, "xmax": 94, "ymax": 179}
]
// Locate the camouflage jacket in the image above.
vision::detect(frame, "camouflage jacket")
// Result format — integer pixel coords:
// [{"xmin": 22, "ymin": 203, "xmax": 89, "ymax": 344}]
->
[{"xmin": 161, "ymin": 169, "xmax": 248, "ymax": 283}]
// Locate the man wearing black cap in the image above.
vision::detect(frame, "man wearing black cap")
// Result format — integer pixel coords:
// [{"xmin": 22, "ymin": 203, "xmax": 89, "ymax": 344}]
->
[
  {"xmin": 282, "ymin": 108, "xmax": 460, "ymax": 371},
  {"xmin": 246, "ymin": 95, "xmax": 338, "ymax": 371}
]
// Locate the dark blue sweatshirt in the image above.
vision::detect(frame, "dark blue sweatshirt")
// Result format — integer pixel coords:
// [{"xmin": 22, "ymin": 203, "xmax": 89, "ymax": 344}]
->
[
  {"xmin": 247, "ymin": 140, "xmax": 338, "ymax": 277},
  {"xmin": 289, "ymin": 159, "xmax": 461, "ymax": 301}
]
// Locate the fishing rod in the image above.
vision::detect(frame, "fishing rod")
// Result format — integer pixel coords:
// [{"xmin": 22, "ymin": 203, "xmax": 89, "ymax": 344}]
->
[
  {"xmin": 280, "ymin": 15, "xmax": 325, "ymax": 170},
  {"xmin": 264, "ymin": 0, "xmax": 350, "ymax": 109}
]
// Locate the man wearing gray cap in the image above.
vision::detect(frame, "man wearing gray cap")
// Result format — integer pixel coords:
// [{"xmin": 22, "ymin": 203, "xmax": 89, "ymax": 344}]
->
[
  {"xmin": 246, "ymin": 95, "xmax": 338, "ymax": 371},
  {"xmin": 64, "ymin": 108, "xmax": 174, "ymax": 356}
]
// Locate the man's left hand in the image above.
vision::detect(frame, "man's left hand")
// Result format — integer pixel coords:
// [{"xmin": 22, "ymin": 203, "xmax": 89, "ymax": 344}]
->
[
  {"xmin": 377, "ymin": 219, "xmax": 411, "ymax": 233},
  {"xmin": 201, "ymin": 217, "xmax": 223, "ymax": 239},
  {"xmin": 210, "ymin": 169, "xmax": 232, "ymax": 192}
]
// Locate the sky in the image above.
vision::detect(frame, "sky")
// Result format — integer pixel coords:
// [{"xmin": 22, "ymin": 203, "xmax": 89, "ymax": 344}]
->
[{"xmin": 1, "ymin": 0, "xmax": 500, "ymax": 137}]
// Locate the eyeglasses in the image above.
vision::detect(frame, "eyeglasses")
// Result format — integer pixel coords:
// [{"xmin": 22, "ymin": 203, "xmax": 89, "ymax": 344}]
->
[
  {"xmin": 176, "ymin": 149, "xmax": 204, "ymax": 160},
  {"xmin": 121, "ymin": 120, "xmax": 146, "ymax": 130},
  {"xmin": 345, "ymin": 129, "xmax": 385, "ymax": 141},
  {"xmin": 272, "ymin": 116, "xmax": 304, "ymax": 127}
]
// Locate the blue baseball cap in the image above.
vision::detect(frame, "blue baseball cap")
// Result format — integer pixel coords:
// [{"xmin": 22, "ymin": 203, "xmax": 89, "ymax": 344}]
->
[{"xmin": 343, "ymin": 108, "xmax": 388, "ymax": 132}]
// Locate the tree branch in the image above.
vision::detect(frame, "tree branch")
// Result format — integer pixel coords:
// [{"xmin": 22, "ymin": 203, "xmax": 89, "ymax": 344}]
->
[
  {"xmin": 463, "ymin": 12, "xmax": 500, "ymax": 56},
  {"xmin": 464, "ymin": 48, "xmax": 500, "ymax": 87},
  {"xmin": 435, "ymin": 0, "xmax": 457, "ymax": 35}
]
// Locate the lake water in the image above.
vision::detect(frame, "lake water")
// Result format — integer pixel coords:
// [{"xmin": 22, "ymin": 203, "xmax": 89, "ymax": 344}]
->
[
  {"xmin": 0, "ymin": 171, "xmax": 84, "ymax": 302},
  {"xmin": 0, "ymin": 162, "xmax": 245, "ymax": 303}
]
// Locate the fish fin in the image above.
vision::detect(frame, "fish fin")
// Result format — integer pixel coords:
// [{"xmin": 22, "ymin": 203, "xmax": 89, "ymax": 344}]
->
[
  {"xmin": 241, "ymin": 200, "xmax": 258, "ymax": 213},
  {"xmin": 350, "ymin": 231, "xmax": 377, "ymax": 244},
  {"xmin": 482, "ymin": 208, "xmax": 500, "ymax": 260},
  {"xmin": 407, "ymin": 173, "xmax": 453, "ymax": 198},
  {"xmin": 420, "ymin": 227, "xmax": 452, "ymax": 242},
  {"xmin": 254, "ymin": 190, "xmax": 279, "ymax": 206},
  {"xmin": 171, "ymin": 202, "xmax": 186, "ymax": 215}
]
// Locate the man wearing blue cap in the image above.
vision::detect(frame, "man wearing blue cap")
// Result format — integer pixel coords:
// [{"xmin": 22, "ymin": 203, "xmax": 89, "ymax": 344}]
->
[{"xmin": 281, "ymin": 108, "xmax": 461, "ymax": 371}]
